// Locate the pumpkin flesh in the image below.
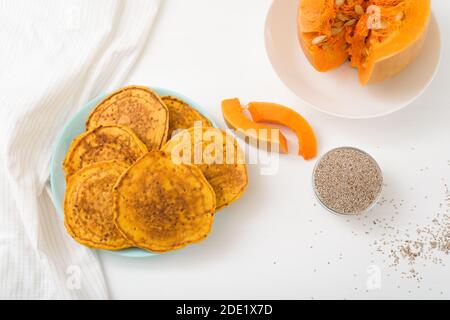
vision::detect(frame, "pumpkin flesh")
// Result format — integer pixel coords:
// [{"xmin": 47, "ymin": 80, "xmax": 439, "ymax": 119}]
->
[
  {"xmin": 298, "ymin": 0, "xmax": 430, "ymax": 85},
  {"xmin": 222, "ymin": 98, "xmax": 289, "ymax": 154},
  {"xmin": 247, "ymin": 102, "xmax": 317, "ymax": 160}
]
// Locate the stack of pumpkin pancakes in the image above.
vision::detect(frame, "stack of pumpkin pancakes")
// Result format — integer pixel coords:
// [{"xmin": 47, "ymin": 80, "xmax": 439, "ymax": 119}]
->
[{"xmin": 63, "ymin": 86, "xmax": 248, "ymax": 253}]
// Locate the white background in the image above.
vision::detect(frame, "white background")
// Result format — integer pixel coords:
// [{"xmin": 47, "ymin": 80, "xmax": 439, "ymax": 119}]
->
[{"xmin": 100, "ymin": 0, "xmax": 450, "ymax": 299}]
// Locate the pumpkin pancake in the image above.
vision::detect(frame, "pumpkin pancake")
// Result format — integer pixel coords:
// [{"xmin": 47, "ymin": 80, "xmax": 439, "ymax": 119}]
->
[
  {"xmin": 162, "ymin": 127, "xmax": 248, "ymax": 210},
  {"xmin": 161, "ymin": 96, "xmax": 212, "ymax": 138},
  {"xmin": 113, "ymin": 151, "xmax": 216, "ymax": 253},
  {"xmin": 64, "ymin": 161, "xmax": 131, "ymax": 250},
  {"xmin": 86, "ymin": 86, "xmax": 169, "ymax": 150},
  {"xmin": 63, "ymin": 125, "xmax": 147, "ymax": 178}
]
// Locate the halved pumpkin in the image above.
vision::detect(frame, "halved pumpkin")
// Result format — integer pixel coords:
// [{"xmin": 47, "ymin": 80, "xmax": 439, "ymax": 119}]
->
[{"xmin": 297, "ymin": 0, "xmax": 431, "ymax": 85}]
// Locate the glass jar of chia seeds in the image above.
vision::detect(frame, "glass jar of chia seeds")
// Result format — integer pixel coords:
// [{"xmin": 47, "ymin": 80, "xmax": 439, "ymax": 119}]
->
[{"xmin": 312, "ymin": 146, "xmax": 383, "ymax": 216}]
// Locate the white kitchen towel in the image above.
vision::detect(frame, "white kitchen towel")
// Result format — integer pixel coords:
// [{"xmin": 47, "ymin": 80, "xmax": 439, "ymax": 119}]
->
[{"xmin": 0, "ymin": 0, "xmax": 160, "ymax": 299}]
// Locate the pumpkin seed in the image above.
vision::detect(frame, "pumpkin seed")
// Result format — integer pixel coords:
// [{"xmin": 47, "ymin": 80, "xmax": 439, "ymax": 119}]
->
[
  {"xmin": 333, "ymin": 21, "xmax": 344, "ymax": 29},
  {"xmin": 354, "ymin": 5, "xmax": 364, "ymax": 15},
  {"xmin": 378, "ymin": 21, "xmax": 388, "ymax": 29},
  {"xmin": 363, "ymin": 47, "xmax": 370, "ymax": 57},
  {"xmin": 336, "ymin": 12, "xmax": 349, "ymax": 21},
  {"xmin": 344, "ymin": 19, "xmax": 357, "ymax": 27},
  {"xmin": 335, "ymin": 0, "xmax": 345, "ymax": 6},
  {"xmin": 312, "ymin": 35, "xmax": 327, "ymax": 45},
  {"xmin": 331, "ymin": 27, "xmax": 342, "ymax": 35},
  {"xmin": 396, "ymin": 11, "xmax": 405, "ymax": 21}
]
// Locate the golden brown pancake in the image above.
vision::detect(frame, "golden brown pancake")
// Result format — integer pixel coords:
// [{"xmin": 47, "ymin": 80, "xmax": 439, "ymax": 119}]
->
[
  {"xmin": 64, "ymin": 161, "xmax": 131, "ymax": 250},
  {"xmin": 162, "ymin": 127, "xmax": 248, "ymax": 210},
  {"xmin": 86, "ymin": 86, "xmax": 169, "ymax": 150},
  {"xmin": 113, "ymin": 151, "xmax": 216, "ymax": 253},
  {"xmin": 161, "ymin": 96, "xmax": 212, "ymax": 138},
  {"xmin": 63, "ymin": 125, "xmax": 147, "ymax": 178}
]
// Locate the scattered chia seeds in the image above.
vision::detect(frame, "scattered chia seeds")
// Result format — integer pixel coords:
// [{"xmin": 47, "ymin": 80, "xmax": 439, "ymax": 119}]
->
[
  {"xmin": 372, "ymin": 182, "xmax": 450, "ymax": 284},
  {"xmin": 313, "ymin": 147, "xmax": 383, "ymax": 215}
]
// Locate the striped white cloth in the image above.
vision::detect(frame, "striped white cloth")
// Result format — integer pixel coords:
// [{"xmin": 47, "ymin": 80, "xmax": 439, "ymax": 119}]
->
[{"xmin": 0, "ymin": 0, "xmax": 160, "ymax": 299}]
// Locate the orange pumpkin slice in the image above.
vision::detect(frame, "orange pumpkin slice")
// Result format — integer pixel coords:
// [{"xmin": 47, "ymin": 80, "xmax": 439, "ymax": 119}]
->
[
  {"xmin": 222, "ymin": 98, "xmax": 288, "ymax": 154},
  {"xmin": 248, "ymin": 102, "xmax": 317, "ymax": 160}
]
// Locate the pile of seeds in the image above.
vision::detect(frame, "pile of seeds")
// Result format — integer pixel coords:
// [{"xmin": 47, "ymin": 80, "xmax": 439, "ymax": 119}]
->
[{"xmin": 313, "ymin": 147, "xmax": 383, "ymax": 215}]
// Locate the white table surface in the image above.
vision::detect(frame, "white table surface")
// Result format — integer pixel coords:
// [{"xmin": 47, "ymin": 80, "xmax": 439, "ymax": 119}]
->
[{"xmin": 99, "ymin": 0, "xmax": 450, "ymax": 299}]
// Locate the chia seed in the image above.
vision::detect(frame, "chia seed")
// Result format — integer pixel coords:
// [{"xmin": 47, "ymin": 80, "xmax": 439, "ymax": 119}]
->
[{"xmin": 313, "ymin": 147, "xmax": 383, "ymax": 215}]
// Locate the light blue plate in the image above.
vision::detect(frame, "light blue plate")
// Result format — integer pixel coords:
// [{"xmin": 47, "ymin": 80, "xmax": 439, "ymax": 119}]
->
[{"xmin": 50, "ymin": 86, "xmax": 217, "ymax": 258}]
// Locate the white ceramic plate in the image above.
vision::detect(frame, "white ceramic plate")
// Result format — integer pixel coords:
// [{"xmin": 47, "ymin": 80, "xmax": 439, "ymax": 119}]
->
[{"xmin": 264, "ymin": 0, "xmax": 442, "ymax": 119}]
